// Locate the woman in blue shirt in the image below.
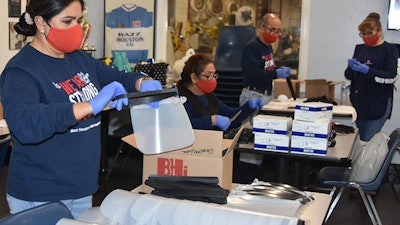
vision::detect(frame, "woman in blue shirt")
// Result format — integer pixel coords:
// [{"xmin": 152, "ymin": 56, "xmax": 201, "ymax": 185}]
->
[{"xmin": 176, "ymin": 54, "xmax": 264, "ymax": 131}]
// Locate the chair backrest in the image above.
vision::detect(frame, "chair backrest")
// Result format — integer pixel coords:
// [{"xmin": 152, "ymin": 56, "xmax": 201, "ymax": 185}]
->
[
  {"xmin": 213, "ymin": 26, "xmax": 256, "ymax": 107},
  {"xmin": 363, "ymin": 128, "xmax": 400, "ymax": 191},
  {"xmin": 0, "ymin": 202, "xmax": 74, "ymax": 225},
  {"xmin": 214, "ymin": 25, "xmax": 256, "ymax": 72}
]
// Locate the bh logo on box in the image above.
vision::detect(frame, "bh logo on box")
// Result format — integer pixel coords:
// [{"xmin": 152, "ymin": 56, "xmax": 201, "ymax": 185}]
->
[{"xmin": 157, "ymin": 158, "xmax": 188, "ymax": 176}]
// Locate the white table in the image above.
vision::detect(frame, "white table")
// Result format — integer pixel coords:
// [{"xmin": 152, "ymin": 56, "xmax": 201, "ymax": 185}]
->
[{"xmin": 132, "ymin": 183, "xmax": 331, "ymax": 225}]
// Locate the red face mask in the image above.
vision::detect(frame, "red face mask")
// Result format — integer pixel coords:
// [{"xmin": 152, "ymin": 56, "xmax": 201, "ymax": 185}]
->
[
  {"xmin": 262, "ymin": 31, "xmax": 279, "ymax": 44},
  {"xmin": 363, "ymin": 34, "xmax": 379, "ymax": 47},
  {"xmin": 46, "ymin": 24, "xmax": 83, "ymax": 53},
  {"xmin": 195, "ymin": 79, "xmax": 217, "ymax": 94}
]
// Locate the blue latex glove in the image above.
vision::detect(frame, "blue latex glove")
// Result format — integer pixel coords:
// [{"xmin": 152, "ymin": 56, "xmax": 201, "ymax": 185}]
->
[
  {"xmin": 89, "ymin": 81, "xmax": 128, "ymax": 115},
  {"xmin": 348, "ymin": 58, "xmax": 357, "ymax": 69},
  {"xmin": 351, "ymin": 60, "xmax": 370, "ymax": 74},
  {"xmin": 215, "ymin": 115, "xmax": 231, "ymax": 131},
  {"xmin": 276, "ymin": 66, "xmax": 291, "ymax": 78},
  {"xmin": 140, "ymin": 80, "xmax": 163, "ymax": 108},
  {"xmin": 248, "ymin": 97, "xmax": 265, "ymax": 110}
]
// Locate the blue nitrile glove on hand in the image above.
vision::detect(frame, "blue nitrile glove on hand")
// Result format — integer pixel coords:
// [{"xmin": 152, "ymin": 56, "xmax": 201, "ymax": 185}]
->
[
  {"xmin": 348, "ymin": 59, "xmax": 357, "ymax": 68},
  {"xmin": 215, "ymin": 115, "xmax": 231, "ymax": 131},
  {"xmin": 276, "ymin": 66, "xmax": 291, "ymax": 78},
  {"xmin": 249, "ymin": 97, "xmax": 265, "ymax": 110},
  {"xmin": 348, "ymin": 59, "xmax": 369, "ymax": 74},
  {"xmin": 89, "ymin": 81, "xmax": 128, "ymax": 115},
  {"xmin": 140, "ymin": 80, "xmax": 163, "ymax": 108}
]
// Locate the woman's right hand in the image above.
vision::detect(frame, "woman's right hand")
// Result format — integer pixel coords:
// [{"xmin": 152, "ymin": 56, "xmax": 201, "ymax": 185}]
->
[
  {"xmin": 88, "ymin": 81, "xmax": 128, "ymax": 115},
  {"xmin": 214, "ymin": 115, "xmax": 231, "ymax": 131}
]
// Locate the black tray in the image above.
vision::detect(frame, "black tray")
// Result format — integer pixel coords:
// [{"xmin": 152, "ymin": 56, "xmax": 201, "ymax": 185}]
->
[{"xmin": 113, "ymin": 88, "xmax": 178, "ymax": 106}]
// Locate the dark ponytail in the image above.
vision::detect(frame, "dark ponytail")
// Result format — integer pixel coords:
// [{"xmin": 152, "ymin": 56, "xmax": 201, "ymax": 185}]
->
[{"xmin": 14, "ymin": 12, "xmax": 36, "ymax": 36}]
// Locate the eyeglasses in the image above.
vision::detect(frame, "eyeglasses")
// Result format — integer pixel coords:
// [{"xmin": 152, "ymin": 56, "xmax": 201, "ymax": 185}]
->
[
  {"xmin": 199, "ymin": 73, "xmax": 218, "ymax": 80},
  {"xmin": 359, "ymin": 30, "xmax": 378, "ymax": 38},
  {"xmin": 263, "ymin": 26, "xmax": 282, "ymax": 35}
]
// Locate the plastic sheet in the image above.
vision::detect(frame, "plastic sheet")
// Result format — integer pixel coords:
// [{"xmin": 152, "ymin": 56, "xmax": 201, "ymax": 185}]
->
[
  {"xmin": 77, "ymin": 189, "xmax": 300, "ymax": 225},
  {"xmin": 130, "ymin": 96, "xmax": 194, "ymax": 154}
]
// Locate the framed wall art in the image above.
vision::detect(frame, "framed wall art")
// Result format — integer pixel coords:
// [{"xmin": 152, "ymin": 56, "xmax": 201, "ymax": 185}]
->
[
  {"xmin": 9, "ymin": 22, "xmax": 24, "ymax": 50},
  {"xmin": 8, "ymin": 0, "xmax": 21, "ymax": 17},
  {"xmin": 104, "ymin": 0, "xmax": 155, "ymax": 64},
  {"xmin": 9, "ymin": 21, "xmax": 33, "ymax": 50}
]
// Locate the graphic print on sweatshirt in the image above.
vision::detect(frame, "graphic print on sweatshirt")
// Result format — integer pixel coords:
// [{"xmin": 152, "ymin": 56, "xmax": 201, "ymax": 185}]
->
[
  {"xmin": 52, "ymin": 71, "xmax": 99, "ymax": 104},
  {"xmin": 263, "ymin": 53, "xmax": 275, "ymax": 71}
]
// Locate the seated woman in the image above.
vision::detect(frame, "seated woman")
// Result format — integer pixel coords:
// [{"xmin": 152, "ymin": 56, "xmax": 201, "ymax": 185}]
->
[{"xmin": 176, "ymin": 54, "xmax": 264, "ymax": 131}]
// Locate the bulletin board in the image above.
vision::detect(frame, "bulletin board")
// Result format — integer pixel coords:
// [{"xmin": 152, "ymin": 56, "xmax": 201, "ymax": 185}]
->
[{"xmin": 104, "ymin": 0, "xmax": 155, "ymax": 64}]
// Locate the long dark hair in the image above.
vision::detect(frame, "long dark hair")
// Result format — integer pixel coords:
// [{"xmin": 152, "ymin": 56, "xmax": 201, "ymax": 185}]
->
[{"xmin": 14, "ymin": 0, "xmax": 84, "ymax": 36}]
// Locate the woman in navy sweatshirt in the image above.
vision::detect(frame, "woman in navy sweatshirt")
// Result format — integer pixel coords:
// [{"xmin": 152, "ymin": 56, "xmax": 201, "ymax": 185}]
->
[
  {"xmin": 345, "ymin": 12, "xmax": 398, "ymax": 141},
  {"xmin": 0, "ymin": 0, "xmax": 160, "ymax": 218},
  {"xmin": 176, "ymin": 54, "xmax": 264, "ymax": 131}
]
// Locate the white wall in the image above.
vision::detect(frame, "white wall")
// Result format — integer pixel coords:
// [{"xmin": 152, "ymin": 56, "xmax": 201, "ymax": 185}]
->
[{"xmin": 1, "ymin": 0, "xmax": 399, "ymax": 134}]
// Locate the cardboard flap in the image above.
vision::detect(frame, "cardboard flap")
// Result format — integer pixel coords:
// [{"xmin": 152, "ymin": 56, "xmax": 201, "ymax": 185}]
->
[
  {"xmin": 304, "ymin": 79, "xmax": 340, "ymax": 100},
  {"xmin": 123, "ymin": 129, "xmax": 226, "ymax": 158},
  {"xmin": 223, "ymin": 127, "xmax": 244, "ymax": 158}
]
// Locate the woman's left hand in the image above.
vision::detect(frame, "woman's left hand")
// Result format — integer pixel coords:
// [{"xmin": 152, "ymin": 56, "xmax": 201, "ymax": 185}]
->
[{"xmin": 140, "ymin": 80, "xmax": 163, "ymax": 108}]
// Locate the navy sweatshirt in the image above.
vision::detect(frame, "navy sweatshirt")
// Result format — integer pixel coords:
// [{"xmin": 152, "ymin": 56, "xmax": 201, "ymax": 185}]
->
[
  {"xmin": 242, "ymin": 37, "xmax": 278, "ymax": 92},
  {"xmin": 344, "ymin": 41, "xmax": 398, "ymax": 120},
  {"xmin": 0, "ymin": 44, "xmax": 141, "ymax": 201}
]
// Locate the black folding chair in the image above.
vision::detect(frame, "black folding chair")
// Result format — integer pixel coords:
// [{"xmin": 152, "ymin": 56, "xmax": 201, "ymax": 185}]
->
[{"xmin": 318, "ymin": 128, "xmax": 400, "ymax": 225}]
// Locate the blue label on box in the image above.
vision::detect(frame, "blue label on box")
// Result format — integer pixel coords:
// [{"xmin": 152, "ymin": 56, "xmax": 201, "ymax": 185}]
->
[
  {"xmin": 291, "ymin": 131, "xmax": 328, "ymax": 139},
  {"xmin": 291, "ymin": 147, "xmax": 327, "ymax": 155},
  {"xmin": 254, "ymin": 144, "xmax": 289, "ymax": 152},
  {"xmin": 295, "ymin": 105, "xmax": 333, "ymax": 111},
  {"xmin": 253, "ymin": 128, "xmax": 287, "ymax": 135}
]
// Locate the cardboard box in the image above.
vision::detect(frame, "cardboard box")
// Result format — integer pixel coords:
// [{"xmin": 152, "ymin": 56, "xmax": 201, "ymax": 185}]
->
[
  {"xmin": 290, "ymin": 135, "xmax": 328, "ymax": 155},
  {"xmin": 273, "ymin": 78, "xmax": 300, "ymax": 98},
  {"xmin": 122, "ymin": 128, "xmax": 243, "ymax": 190},
  {"xmin": 254, "ymin": 132, "xmax": 290, "ymax": 153},
  {"xmin": 294, "ymin": 102, "xmax": 333, "ymax": 122},
  {"xmin": 305, "ymin": 79, "xmax": 341, "ymax": 101},
  {"xmin": 253, "ymin": 115, "xmax": 292, "ymax": 134},
  {"xmin": 291, "ymin": 120, "xmax": 331, "ymax": 139}
]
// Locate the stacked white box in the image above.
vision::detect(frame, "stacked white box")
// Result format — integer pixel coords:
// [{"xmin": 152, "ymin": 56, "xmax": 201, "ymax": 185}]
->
[
  {"xmin": 294, "ymin": 102, "xmax": 333, "ymax": 122},
  {"xmin": 253, "ymin": 115, "xmax": 292, "ymax": 134},
  {"xmin": 254, "ymin": 132, "xmax": 290, "ymax": 153},
  {"xmin": 253, "ymin": 115, "xmax": 292, "ymax": 153},
  {"xmin": 290, "ymin": 135, "xmax": 329, "ymax": 155},
  {"xmin": 290, "ymin": 120, "xmax": 332, "ymax": 155},
  {"xmin": 291, "ymin": 120, "xmax": 331, "ymax": 139},
  {"xmin": 291, "ymin": 102, "xmax": 333, "ymax": 155}
]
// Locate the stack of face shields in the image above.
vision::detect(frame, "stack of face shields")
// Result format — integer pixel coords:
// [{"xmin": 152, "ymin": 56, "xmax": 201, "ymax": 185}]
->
[
  {"xmin": 77, "ymin": 189, "xmax": 302, "ymax": 225},
  {"xmin": 227, "ymin": 179, "xmax": 314, "ymax": 217}
]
